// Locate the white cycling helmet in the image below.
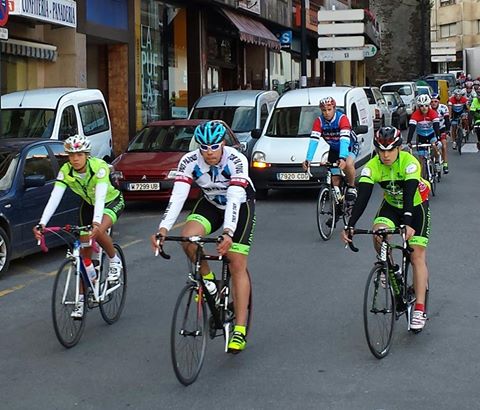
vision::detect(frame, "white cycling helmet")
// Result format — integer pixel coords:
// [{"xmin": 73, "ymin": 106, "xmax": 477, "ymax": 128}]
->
[
  {"xmin": 416, "ymin": 94, "xmax": 431, "ymax": 106},
  {"xmin": 64, "ymin": 135, "xmax": 92, "ymax": 153}
]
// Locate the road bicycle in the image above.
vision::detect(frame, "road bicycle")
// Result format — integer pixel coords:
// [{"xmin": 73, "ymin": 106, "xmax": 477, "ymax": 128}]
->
[
  {"xmin": 453, "ymin": 113, "xmax": 469, "ymax": 155},
  {"xmin": 39, "ymin": 224, "xmax": 127, "ymax": 348},
  {"xmin": 416, "ymin": 143, "xmax": 438, "ymax": 197},
  {"xmin": 346, "ymin": 226, "xmax": 429, "ymax": 359},
  {"xmin": 156, "ymin": 234, "xmax": 252, "ymax": 386},
  {"xmin": 307, "ymin": 162, "xmax": 353, "ymax": 241}
]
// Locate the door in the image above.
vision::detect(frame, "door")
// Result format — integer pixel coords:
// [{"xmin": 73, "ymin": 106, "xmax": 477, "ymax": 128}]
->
[{"xmin": 78, "ymin": 101, "xmax": 112, "ymax": 161}]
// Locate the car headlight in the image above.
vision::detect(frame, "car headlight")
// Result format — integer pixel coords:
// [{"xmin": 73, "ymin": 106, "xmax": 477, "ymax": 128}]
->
[
  {"xmin": 167, "ymin": 169, "xmax": 177, "ymax": 179},
  {"xmin": 252, "ymin": 151, "xmax": 270, "ymax": 168}
]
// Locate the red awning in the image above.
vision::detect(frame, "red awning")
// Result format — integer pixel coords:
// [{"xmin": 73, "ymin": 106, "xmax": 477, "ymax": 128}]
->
[{"xmin": 222, "ymin": 8, "xmax": 281, "ymax": 50}]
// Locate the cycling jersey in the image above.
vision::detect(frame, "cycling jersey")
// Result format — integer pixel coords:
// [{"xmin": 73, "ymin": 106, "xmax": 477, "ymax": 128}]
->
[
  {"xmin": 448, "ymin": 96, "xmax": 469, "ymax": 119},
  {"xmin": 306, "ymin": 111, "xmax": 353, "ymax": 160},
  {"xmin": 462, "ymin": 89, "xmax": 476, "ymax": 104},
  {"xmin": 40, "ymin": 157, "xmax": 121, "ymax": 226},
  {"xmin": 469, "ymin": 97, "xmax": 480, "ymax": 125},
  {"xmin": 159, "ymin": 146, "xmax": 255, "ymax": 233},
  {"xmin": 432, "ymin": 103, "xmax": 450, "ymax": 130},
  {"xmin": 408, "ymin": 108, "xmax": 439, "ymax": 137}
]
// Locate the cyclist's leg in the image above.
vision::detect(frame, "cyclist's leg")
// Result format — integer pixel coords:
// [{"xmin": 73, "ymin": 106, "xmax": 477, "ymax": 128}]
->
[
  {"xmin": 183, "ymin": 198, "xmax": 223, "ymax": 275},
  {"xmin": 451, "ymin": 120, "xmax": 458, "ymax": 148},
  {"xmin": 95, "ymin": 193, "xmax": 125, "ymax": 258},
  {"xmin": 439, "ymin": 131, "xmax": 448, "ymax": 170},
  {"xmin": 372, "ymin": 202, "xmax": 401, "ymax": 251}
]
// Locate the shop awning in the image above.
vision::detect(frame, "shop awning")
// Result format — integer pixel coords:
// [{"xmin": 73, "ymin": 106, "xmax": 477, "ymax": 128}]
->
[
  {"xmin": 1, "ymin": 38, "xmax": 58, "ymax": 62},
  {"xmin": 222, "ymin": 8, "xmax": 280, "ymax": 50}
]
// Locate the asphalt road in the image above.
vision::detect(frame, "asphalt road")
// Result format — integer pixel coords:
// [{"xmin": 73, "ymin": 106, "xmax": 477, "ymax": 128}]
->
[{"xmin": 1, "ymin": 143, "xmax": 480, "ymax": 409}]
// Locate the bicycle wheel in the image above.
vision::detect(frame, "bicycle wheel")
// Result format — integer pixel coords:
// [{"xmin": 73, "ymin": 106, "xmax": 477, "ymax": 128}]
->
[
  {"xmin": 171, "ymin": 283, "xmax": 207, "ymax": 386},
  {"xmin": 99, "ymin": 244, "xmax": 127, "ymax": 324},
  {"xmin": 457, "ymin": 127, "xmax": 463, "ymax": 155},
  {"xmin": 428, "ymin": 160, "xmax": 436, "ymax": 197},
  {"xmin": 316, "ymin": 185, "xmax": 335, "ymax": 241},
  {"xmin": 52, "ymin": 259, "xmax": 86, "ymax": 348},
  {"xmin": 363, "ymin": 264, "xmax": 396, "ymax": 359}
]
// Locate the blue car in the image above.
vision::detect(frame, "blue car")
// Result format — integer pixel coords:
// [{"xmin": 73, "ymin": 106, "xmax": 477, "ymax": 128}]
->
[{"xmin": 0, "ymin": 139, "xmax": 80, "ymax": 277}]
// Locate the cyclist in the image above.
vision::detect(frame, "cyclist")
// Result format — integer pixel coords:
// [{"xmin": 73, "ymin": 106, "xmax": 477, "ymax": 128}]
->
[
  {"xmin": 302, "ymin": 96, "xmax": 358, "ymax": 202},
  {"xmin": 342, "ymin": 126, "xmax": 431, "ymax": 331},
  {"xmin": 448, "ymin": 88, "xmax": 470, "ymax": 149},
  {"xmin": 469, "ymin": 93, "xmax": 480, "ymax": 150},
  {"xmin": 407, "ymin": 94, "xmax": 440, "ymax": 170},
  {"xmin": 151, "ymin": 120, "xmax": 255, "ymax": 353},
  {"xmin": 430, "ymin": 93, "xmax": 450, "ymax": 174},
  {"xmin": 33, "ymin": 135, "xmax": 125, "ymax": 318}
]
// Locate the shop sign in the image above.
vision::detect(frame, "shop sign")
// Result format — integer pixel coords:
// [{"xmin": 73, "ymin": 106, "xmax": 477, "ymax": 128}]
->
[
  {"xmin": 277, "ymin": 30, "xmax": 292, "ymax": 50},
  {"xmin": 9, "ymin": 0, "xmax": 76, "ymax": 28},
  {"xmin": 0, "ymin": 27, "xmax": 8, "ymax": 39},
  {"xmin": 237, "ymin": 0, "xmax": 260, "ymax": 15}
]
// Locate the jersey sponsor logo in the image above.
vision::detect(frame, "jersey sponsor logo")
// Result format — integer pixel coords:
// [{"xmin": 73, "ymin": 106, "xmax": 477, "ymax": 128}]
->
[
  {"xmin": 96, "ymin": 168, "xmax": 107, "ymax": 179},
  {"xmin": 178, "ymin": 153, "xmax": 198, "ymax": 173},
  {"xmin": 57, "ymin": 171, "xmax": 65, "ymax": 181},
  {"xmin": 405, "ymin": 163, "xmax": 418, "ymax": 174},
  {"xmin": 361, "ymin": 167, "xmax": 372, "ymax": 177},
  {"xmin": 228, "ymin": 153, "xmax": 244, "ymax": 174}
]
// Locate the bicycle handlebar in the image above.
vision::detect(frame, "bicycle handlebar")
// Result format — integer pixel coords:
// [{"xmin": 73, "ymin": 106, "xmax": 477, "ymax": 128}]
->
[
  {"xmin": 154, "ymin": 234, "xmax": 223, "ymax": 260},
  {"xmin": 344, "ymin": 226, "xmax": 412, "ymax": 253},
  {"xmin": 37, "ymin": 225, "xmax": 97, "ymax": 253}
]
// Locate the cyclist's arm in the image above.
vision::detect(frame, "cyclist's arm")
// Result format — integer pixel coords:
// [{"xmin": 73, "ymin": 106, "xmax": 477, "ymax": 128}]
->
[
  {"xmin": 338, "ymin": 116, "xmax": 352, "ymax": 159},
  {"xmin": 433, "ymin": 120, "xmax": 440, "ymax": 138},
  {"xmin": 402, "ymin": 179, "xmax": 418, "ymax": 227},
  {"xmin": 158, "ymin": 181, "xmax": 191, "ymax": 231},
  {"xmin": 407, "ymin": 122, "xmax": 416, "ymax": 144},
  {"xmin": 444, "ymin": 113, "xmax": 451, "ymax": 131},
  {"xmin": 224, "ymin": 183, "xmax": 247, "ymax": 233},
  {"xmin": 346, "ymin": 181, "xmax": 373, "ymax": 227},
  {"xmin": 92, "ymin": 182, "xmax": 108, "ymax": 225},
  {"xmin": 306, "ymin": 117, "xmax": 322, "ymax": 161},
  {"xmin": 39, "ymin": 184, "xmax": 67, "ymax": 226}
]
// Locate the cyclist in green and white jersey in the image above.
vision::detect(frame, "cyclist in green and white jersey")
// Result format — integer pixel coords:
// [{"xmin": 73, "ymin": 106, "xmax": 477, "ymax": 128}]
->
[
  {"xmin": 33, "ymin": 135, "xmax": 125, "ymax": 317},
  {"xmin": 342, "ymin": 127, "xmax": 432, "ymax": 331},
  {"xmin": 469, "ymin": 93, "xmax": 480, "ymax": 150}
]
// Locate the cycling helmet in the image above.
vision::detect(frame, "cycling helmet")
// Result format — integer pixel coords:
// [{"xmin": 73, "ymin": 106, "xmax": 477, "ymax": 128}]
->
[
  {"xmin": 64, "ymin": 135, "xmax": 92, "ymax": 153},
  {"xmin": 431, "ymin": 93, "xmax": 440, "ymax": 101},
  {"xmin": 453, "ymin": 88, "xmax": 463, "ymax": 97},
  {"xmin": 319, "ymin": 96, "xmax": 336, "ymax": 108},
  {"xmin": 374, "ymin": 126, "xmax": 402, "ymax": 151},
  {"xmin": 194, "ymin": 121, "xmax": 227, "ymax": 145},
  {"xmin": 465, "ymin": 81, "xmax": 474, "ymax": 89},
  {"xmin": 416, "ymin": 94, "xmax": 431, "ymax": 106},
  {"xmin": 473, "ymin": 80, "xmax": 480, "ymax": 87}
]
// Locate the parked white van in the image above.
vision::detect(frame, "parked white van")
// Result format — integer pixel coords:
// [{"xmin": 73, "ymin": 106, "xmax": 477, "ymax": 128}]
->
[
  {"xmin": 250, "ymin": 86, "xmax": 374, "ymax": 196},
  {"xmin": 380, "ymin": 82, "xmax": 418, "ymax": 116},
  {"xmin": 189, "ymin": 90, "xmax": 279, "ymax": 158},
  {"xmin": 1, "ymin": 88, "xmax": 114, "ymax": 161}
]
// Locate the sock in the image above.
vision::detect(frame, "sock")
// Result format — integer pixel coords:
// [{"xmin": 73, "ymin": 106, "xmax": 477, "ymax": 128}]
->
[
  {"xmin": 79, "ymin": 294, "xmax": 85, "ymax": 302},
  {"xmin": 203, "ymin": 271, "xmax": 215, "ymax": 280},
  {"xmin": 234, "ymin": 325, "xmax": 246, "ymax": 336},
  {"xmin": 415, "ymin": 303, "xmax": 425, "ymax": 313}
]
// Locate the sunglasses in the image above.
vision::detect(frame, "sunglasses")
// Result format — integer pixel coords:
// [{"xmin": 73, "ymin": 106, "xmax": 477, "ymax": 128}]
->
[
  {"xmin": 419, "ymin": 104, "xmax": 430, "ymax": 108},
  {"xmin": 199, "ymin": 143, "xmax": 222, "ymax": 152}
]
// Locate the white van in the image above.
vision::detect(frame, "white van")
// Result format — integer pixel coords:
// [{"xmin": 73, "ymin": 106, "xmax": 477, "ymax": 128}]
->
[
  {"xmin": 380, "ymin": 82, "xmax": 418, "ymax": 116},
  {"xmin": 189, "ymin": 90, "xmax": 279, "ymax": 158},
  {"xmin": 250, "ymin": 86, "xmax": 374, "ymax": 196},
  {"xmin": 1, "ymin": 88, "xmax": 114, "ymax": 161}
]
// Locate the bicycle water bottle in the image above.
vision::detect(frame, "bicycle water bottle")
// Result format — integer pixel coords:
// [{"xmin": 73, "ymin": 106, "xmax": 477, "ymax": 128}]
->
[
  {"xmin": 204, "ymin": 279, "xmax": 220, "ymax": 305},
  {"xmin": 84, "ymin": 258, "xmax": 97, "ymax": 283},
  {"xmin": 333, "ymin": 186, "xmax": 342, "ymax": 201}
]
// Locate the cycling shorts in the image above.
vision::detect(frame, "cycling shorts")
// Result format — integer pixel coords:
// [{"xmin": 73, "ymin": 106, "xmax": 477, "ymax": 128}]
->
[
  {"xmin": 416, "ymin": 133, "xmax": 437, "ymax": 157},
  {"xmin": 451, "ymin": 111, "xmax": 468, "ymax": 124},
  {"xmin": 373, "ymin": 200, "xmax": 431, "ymax": 247},
  {"xmin": 186, "ymin": 197, "xmax": 256, "ymax": 255},
  {"xmin": 328, "ymin": 149, "xmax": 356, "ymax": 176},
  {"xmin": 80, "ymin": 193, "xmax": 125, "ymax": 225}
]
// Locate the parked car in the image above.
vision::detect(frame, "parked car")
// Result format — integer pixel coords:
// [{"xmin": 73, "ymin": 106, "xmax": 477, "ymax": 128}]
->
[
  {"xmin": 189, "ymin": 90, "xmax": 279, "ymax": 159},
  {"xmin": 111, "ymin": 119, "xmax": 243, "ymax": 201},
  {"xmin": 383, "ymin": 92, "xmax": 409, "ymax": 130},
  {"xmin": 0, "ymin": 139, "xmax": 81, "ymax": 277},
  {"xmin": 380, "ymin": 82, "xmax": 418, "ymax": 116},
  {"xmin": 249, "ymin": 86, "xmax": 374, "ymax": 197},
  {"xmin": 363, "ymin": 86, "xmax": 392, "ymax": 130},
  {"xmin": 1, "ymin": 88, "xmax": 114, "ymax": 162}
]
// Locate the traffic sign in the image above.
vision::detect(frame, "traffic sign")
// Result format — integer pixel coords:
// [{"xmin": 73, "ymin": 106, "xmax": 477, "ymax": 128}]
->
[
  {"xmin": 431, "ymin": 55, "xmax": 456, "ymax": 63},
  {"xmin": 431, "ymin": 48, "xmax": 456, "ymax": 55},
  {"xmin": 0, "ymin": 0, "xmax": 8, "ymax": 27},
  {"xmin": 318, "ymin": 9, "xmax": 364, "ymax": 22},
  {"xmin": 0, "ymin": 27, "xmax": 7, "ymax": 40},
  {"xmin": 318, "ymin": 49, "xmax": 365, "ymax": 62},
  {"xmin": 317, "ymin": 23, "xmax": 364, "ymax": 36},
  {"xmin": 363, "ymin": 44, "xmax": 378, "ymax": 58},
  {"xmin": 318, "ymin": 36, "xmax": 365, "ymax": 49}
]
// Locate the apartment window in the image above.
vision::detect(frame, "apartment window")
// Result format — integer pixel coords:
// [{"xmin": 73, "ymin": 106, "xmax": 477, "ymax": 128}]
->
[
  {"xmin": 440, "ymin": 0, "xmax": 455, "ymax": 6},
  {"xmin": 440, "ymin": 23, "xmax": 457, "ymax": 38}
]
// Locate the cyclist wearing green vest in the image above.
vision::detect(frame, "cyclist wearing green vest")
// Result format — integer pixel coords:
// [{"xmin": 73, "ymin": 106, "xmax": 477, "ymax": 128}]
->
[
  {"xmin": 342, "ymin": 127, "xmax": 431, "ymax": 331},
  {"xmin": 33, "ymin": 135, "xmax": 125, "ymax": 318},
  {"xmin": 469, "ymin": 94, "xmax": 480, "ymax": 150}
]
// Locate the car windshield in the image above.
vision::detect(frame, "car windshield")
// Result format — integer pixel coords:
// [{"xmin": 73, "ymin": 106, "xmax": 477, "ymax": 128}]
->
[
  {"xmin": 363, "ymin": 89, "xmax": 375, "ymax": 104},
  {"xmin": 0, "ymin": 151, "xmax": 19, "ymax": 192},
  {"xmin": 191, "ymin": 106, "xmax": 255, "ymax": 133},
  {"xmin": 0, "ymin": 109, "xmax": 56, "ymax": 139},
  {"xmin": 265, "ymin": 106, "xmax": 345, "ymax": 138},
  {"xmin": 381, "ymin": 85, "xmax": 412, "ymax": 96},
  {"xmin": 127, "ymin": 125, "xmax": 196, "ymax": 152},
  {"xmin": 384, "ymin": 94, "xmax": 398, "ymax": 106}
]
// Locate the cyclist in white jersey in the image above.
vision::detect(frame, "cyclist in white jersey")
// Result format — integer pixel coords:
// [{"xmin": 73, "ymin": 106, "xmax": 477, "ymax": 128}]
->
[
  {"xmin": 430, "ymin": 93, "xmax": 450, "ymax": 174},
  {"xmin": 151, "ymin": 121, "xmax": 256, "ymax": 353}
]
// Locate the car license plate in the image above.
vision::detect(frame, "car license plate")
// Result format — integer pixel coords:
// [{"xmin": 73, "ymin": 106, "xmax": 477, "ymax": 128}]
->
[
  {"xmin": 128, "ymin": 182, "xmax": 160, "ymax": 191},
  {"xmin": 277, "ymin": 172, "xmax": 310, "ymax": 181}
]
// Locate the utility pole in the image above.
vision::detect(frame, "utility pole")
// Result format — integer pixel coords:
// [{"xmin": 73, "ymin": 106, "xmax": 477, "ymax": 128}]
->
[{"xmin": 300, "ymin": 0, "xmax": 307, "ymax": 87}]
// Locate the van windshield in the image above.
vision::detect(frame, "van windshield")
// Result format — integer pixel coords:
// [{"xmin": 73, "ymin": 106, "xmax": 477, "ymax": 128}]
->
[
  {"xmin": 0, "ymin": 109, "xmax": 56, "ymax": 139},
  {"xmin": 0, "ymin": 151, "xmax": 19, "ymax": 192},
  {"xmin": 265, "ymin": 106, "xmax": 345, "ymax": 137},
  {"xmin": 191, "ymin": 107, "xmax": 255, "ymax": 133},
  {"xmin": 381, "ymin": 85, "xmax": 412, "ymax": 96}
]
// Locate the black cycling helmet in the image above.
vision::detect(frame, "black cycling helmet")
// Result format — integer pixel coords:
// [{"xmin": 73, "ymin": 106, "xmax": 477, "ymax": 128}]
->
[{"xmin": 374, "ymin": 126, "xmax": 402, "ymax": 150}]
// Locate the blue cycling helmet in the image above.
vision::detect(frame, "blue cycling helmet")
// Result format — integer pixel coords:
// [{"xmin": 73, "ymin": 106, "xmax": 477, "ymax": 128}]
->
[
  {"xmin": 194, "ymin": 121, "xmax": 227, "ymax": 145},
  {"xmin": 431, "ymin": 93, "xmax": 440, "ymax": 100}
]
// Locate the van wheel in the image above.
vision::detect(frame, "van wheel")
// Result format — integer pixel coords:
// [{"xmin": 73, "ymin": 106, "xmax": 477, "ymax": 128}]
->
[
  {"xmin": 0, "ymin": 227, "xmax": 11, "ymax": 278},
  {"xmin": 256, "ymin": 189, "xmax": 269, "ymax": 199}
]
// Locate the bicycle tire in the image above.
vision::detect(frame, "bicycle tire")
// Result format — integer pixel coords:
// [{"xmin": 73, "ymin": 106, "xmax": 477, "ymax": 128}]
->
[
  {"xmin": 363, "ymin": 264, "xmax": 396, "ymax": 359},
  {"xmin": 316, "ymin": 185, "xmax": 335, "ymax": 241},
  {"xmin": 171, "ymin": 283, "xmax": 207, "ymax": 386},
  {"xmin": 99, "ymin": 244, "xmax": 127, "ymax": 324},
  {"xmin": 428, "ymin": 160, "xmax": 436, "ymax": 197},
  {"xmin": 457, "ymin": 127, "xmax": 463, "ymax": 155},
  {"xmin": 52, "ymin": 259, "xmax": 87, "ymax": 348}
]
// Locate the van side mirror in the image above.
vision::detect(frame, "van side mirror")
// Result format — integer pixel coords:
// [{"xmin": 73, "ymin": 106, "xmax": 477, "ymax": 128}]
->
[
  {"xmin": 251, "ymin": 128, "xmax": 263, "ymax": 139},
  {"xmin": 24, "ymin": 174, "xmax": 46, "ymax": 188},
  {"xmin": 353, "ymin": 125, "xmax": 368, "ymax": 134}
]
